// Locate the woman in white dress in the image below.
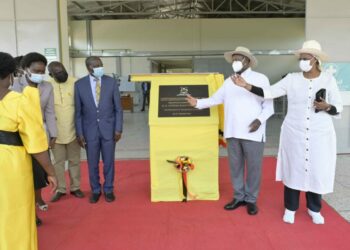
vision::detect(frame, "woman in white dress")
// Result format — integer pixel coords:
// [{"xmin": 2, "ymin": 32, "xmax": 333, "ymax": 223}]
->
[{"xmin": 231, "ymin": 40, "xmax": 343, "ymax": 224}]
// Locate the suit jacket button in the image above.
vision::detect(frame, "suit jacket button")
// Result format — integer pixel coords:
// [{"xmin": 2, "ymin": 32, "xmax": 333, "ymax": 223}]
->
[{"xmin": 97, "ymin": 119, "xmax": 100, "ymax": 122}]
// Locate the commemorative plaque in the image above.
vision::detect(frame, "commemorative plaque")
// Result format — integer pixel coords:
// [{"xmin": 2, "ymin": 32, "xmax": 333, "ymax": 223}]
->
[{"xmin": 158, "ymin": 85, "xmax": 210, "ymax": 117}]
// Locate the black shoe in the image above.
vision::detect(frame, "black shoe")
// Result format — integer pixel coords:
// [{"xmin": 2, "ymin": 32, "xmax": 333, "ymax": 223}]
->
[
  {"xmin": 36, "ymin": 216, "xmax": 42, "ymax": 227},
  {"xmin": 105, "ymin": 192, "xmax": 116, "ymax": 202},
  {"xmin": 247, "ymin": 202, "xmax": 258, "ymax": 215},
  {"xmin": 140, "ymin": 109, "xmax": 145, "ymax": 112},
  {"xmin": 70, "ymin": 189, "xmax": 85, "ymax": 198},
  {"xmin": 50, "ymin": 192, "xmax": 66, "ymax": 202},
  {"xmin": 89, "ymin": 193, "xmax": 101, "ymax": 204},
  {"xmin": 224, "ymin": 199, "xmax": 246, "ymax": 210}
]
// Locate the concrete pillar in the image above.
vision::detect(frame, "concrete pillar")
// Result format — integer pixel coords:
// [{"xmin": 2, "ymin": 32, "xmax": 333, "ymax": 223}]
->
[
  {"xmin": 0, "ymin": 0, "xmax": 70, "ymax": 68},
  {"xmin": 58, "ymin": 0, "xmax": 70, "ymax": 69}
]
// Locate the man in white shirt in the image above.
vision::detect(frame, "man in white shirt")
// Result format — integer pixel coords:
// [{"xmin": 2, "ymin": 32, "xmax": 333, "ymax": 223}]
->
[{"xmin": 187, "ymin": 47, "xmax": 274, "ymax": 215}]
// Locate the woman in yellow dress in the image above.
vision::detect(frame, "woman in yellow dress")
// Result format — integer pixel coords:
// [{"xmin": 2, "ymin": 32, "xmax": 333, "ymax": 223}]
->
[{"xmin": 0, "ymin": 52, "xmax": 57, "ymax": 250}]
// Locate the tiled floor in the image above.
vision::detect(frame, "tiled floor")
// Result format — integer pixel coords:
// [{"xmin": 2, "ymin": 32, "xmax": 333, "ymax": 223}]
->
[{"xmin": 81, "ymin": 109, "xmax": 350, "ymax": 222}]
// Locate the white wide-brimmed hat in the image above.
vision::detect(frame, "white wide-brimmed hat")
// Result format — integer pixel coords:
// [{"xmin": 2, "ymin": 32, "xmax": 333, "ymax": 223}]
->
[
  {"xmin": 294, "ymin": 40, "xmax": 329, "ymax": 61},
  {"xmin": 224, "ymin": 46, "xmax": 258, "ymax": 67}
]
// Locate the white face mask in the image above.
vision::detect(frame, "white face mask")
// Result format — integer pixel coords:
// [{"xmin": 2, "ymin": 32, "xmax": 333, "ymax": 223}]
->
[
  {"xmin": 8, "ymin": 75, "xmax": 14, "ymax": 89},
  {"xmin": 232, "ymin": 60, "xmax": 243, "ymax": 73},
  {"xmin": 299, "ymin": 59, "xmax": 313, "ymax": 72},
  {"xmin": 93, "ymin": 67, "xmax": 104, "ymax": 78},
  {"xmin": 27, "ymin": 70, "xmax": 44, "ymax": 84}
]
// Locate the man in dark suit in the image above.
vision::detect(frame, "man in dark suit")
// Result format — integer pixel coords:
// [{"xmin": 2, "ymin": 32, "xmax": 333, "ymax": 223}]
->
[
  {"xmin": 75, "ymin": 56, "xmax": 123, "ymax": 203},
  {"xmin": 141, "ymin": 81, "xmax": 150, "ymax": 112}
]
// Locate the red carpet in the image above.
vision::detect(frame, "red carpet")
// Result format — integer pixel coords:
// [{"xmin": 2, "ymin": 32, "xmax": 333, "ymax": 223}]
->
[{"xmin": 38, "ymin": 158, "xmax": 350, "ymax": 250}]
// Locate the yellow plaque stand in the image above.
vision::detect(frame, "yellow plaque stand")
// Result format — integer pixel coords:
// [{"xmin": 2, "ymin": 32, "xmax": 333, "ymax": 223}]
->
[{"xmin": 131, "ymin": 73, "xmax": 224, "ymax": 202}]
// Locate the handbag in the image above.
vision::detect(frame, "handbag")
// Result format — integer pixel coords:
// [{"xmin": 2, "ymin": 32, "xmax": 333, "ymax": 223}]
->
[{"xmin": 315, "ymin": 88, "xmax": 326, "ymax": 113}]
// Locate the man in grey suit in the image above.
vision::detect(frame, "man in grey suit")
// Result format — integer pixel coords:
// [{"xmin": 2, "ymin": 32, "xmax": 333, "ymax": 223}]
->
[{"xmin": 75, "ymin": 56, "xmax": 123, "ymax": 203}]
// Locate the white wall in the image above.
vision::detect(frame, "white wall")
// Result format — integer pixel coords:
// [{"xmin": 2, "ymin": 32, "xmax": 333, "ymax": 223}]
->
[
  {"xmin": 306, "ymin": 0, "xmax": 350, "ymax": 153},
  {"xmin": 306, "ymin": 0, "xmax": 350, "ymax": 61},
  {"xmin": 70, "ymin": 18, "xmax": 305, "ymax": 81},
  {"xmin": 71, "ymin": 18, "xmax": 304, "ymax": 52},
  {"xmin": 199, "ymin": 19, "xmax": 304, "ymax": 51},
  {"xmin": 70, "ymin": 20, "xmax": 87, "ymax": 51},
  {"xmin": 0, "ymin": 0, "xmax": 60, "ymax": 60},
  {"xmin": 92, "ymin": 19, "xmax": 201, "ymax": 51}
]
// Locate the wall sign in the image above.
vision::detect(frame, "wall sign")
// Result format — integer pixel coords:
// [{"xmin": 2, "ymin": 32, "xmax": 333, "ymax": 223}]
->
[{"xmin": 158, "ymin": 85, "xmax": 210, "ymax": 117}]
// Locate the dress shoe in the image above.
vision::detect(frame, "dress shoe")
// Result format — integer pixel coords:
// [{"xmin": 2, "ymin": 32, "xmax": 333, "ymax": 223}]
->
[
  {"xmin": 247, "ymin": 202, "xmax": 258, "ymax": 215},
  {"xmin": 36, "ymin": 216, "xmax": 42, "ymax": 227},
  {"xmin": 70, "ymin": 189, "xmax": 85, "ymax": 198},
  {"xmin": 36, "ymin": 200, "xmax": 49, "ymax": 211},
  {"xmin": 105, "ymin": 192, "xmax": 116, "ymax": 202},
  {"xmin": 89, "ymin": 193, "xmax": 101, "ymax": 204},
  {"xmin": 50, "ymin": 192, "xmax": 66, "ymax": 202},
  {"xmin": 224, "ymin": 199, "xmax": 246, "ymax": 210}
]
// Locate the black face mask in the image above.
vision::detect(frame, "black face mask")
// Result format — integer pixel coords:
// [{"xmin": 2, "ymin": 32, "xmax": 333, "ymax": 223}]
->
[{"xmin": 52, "ymin": 71, "xmax": 68, "ymax": 83}]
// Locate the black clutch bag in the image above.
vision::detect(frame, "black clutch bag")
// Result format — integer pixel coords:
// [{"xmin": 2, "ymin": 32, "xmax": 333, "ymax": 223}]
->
[{"xmin": 315, "ymin": 88, "xmax": 326, "ymax": 113}]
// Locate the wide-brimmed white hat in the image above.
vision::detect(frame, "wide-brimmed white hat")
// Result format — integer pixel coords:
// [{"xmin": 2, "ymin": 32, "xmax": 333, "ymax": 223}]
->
[
  {"xmin": 294, "ymin": 40, "xmax": 329, "ymax": 61},
  {"xmin": 224, "ymin": 46, "xmax": 258, "ymax": 67}
]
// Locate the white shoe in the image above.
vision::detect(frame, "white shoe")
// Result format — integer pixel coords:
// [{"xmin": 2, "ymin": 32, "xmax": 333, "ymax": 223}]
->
[
  {"xmin": 283, "ymin": 209, "xmax": 295, "ymax": 224},
  {"xmin": 308, "ymin": 209, "xmax": 325, "ymax": 224}
]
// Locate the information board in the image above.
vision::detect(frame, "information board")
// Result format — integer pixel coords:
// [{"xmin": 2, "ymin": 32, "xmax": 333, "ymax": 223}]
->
[{"xmin": 158, "ymin": 85, "xmax": 209, "ymax": 117}]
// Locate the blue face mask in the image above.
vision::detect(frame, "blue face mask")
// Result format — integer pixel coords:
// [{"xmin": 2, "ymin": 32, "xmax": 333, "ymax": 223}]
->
[
  {"xmin": 93, "ymin": 67, "xmax": 104, "ymax": 78},
  {"xmin": 27, "ymin": 70, "xmax": 44, "ymax": 84}
]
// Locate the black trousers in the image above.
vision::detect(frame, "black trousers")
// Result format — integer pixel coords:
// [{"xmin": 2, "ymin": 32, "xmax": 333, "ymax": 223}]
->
[
  {"xmin": 141, "ymin": 93, "xmax": 150, "ymax": 110},
  {"xmin": 284, "ymin": 186, "xmax": 322, "ymax": 212}
]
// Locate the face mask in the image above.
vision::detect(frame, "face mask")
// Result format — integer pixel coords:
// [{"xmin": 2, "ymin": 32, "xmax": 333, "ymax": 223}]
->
[
  {"xmin": 232, "ymin": 60, "xmax": 243, "ymax": 73},
  {"xmin": 27, "ymin": 70, "xmax": 44, "ymax": 84},
  {"xmin": 93, "ymin": 67, "xmax": 104, "ymax": 78},
  {"xmin": 14, "ymin": 68, "xmax": 24, "ymax": 78},
  {"xmin": 53, "ymin": 71, "xmax": 68, "ymax": 83},
  {"xmin": 8, "ymin": 75, "xmax": 14, "ymax": 89},
  {"xmin": 299, "ymin": 59, "xmax": 314, "ymax": 72}
]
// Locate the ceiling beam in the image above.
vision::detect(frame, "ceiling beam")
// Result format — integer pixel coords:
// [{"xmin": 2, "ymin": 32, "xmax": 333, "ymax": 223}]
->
[
  {"xmin": 70, "ymin": 10, "xmax": 304, "ymax": 17},
  {"xmin": 68, "ymin": 0, "xmax": 305, "ymax": 19}
]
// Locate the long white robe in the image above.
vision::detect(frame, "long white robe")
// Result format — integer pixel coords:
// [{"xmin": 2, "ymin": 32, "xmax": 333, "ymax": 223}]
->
[{"xmin": 264, "ymin": 72, "xmax": 343, "ymax": 194}]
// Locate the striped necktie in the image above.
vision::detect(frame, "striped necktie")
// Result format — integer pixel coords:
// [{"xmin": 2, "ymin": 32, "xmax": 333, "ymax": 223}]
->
[{"xmin": 95, "ymin": 79, "xmax": 101, "ymax": 104}]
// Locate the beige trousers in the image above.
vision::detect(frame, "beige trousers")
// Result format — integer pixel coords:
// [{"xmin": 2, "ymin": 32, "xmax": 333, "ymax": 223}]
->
[{"xmin": 51, "ymin": 139, "xmax": 81, "ymax": 193}]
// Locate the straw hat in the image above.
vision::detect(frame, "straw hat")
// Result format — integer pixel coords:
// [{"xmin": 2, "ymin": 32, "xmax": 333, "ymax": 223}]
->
[
  {"xmin": 294, "ymin": 40, "xmax": 329, "ymax": 61},
  {"xmin": 224, "ymin": 46, "xmax": 258, "ymax": 67}
]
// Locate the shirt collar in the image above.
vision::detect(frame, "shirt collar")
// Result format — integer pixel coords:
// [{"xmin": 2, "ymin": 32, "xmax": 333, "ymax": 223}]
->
[
  {"xmin": 89, "ymin": 74, "xmax": 101, "ymax": 82},
  {"xmin": 241, "ymin": 67, "xmax": 252, "ymax": 77}
]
